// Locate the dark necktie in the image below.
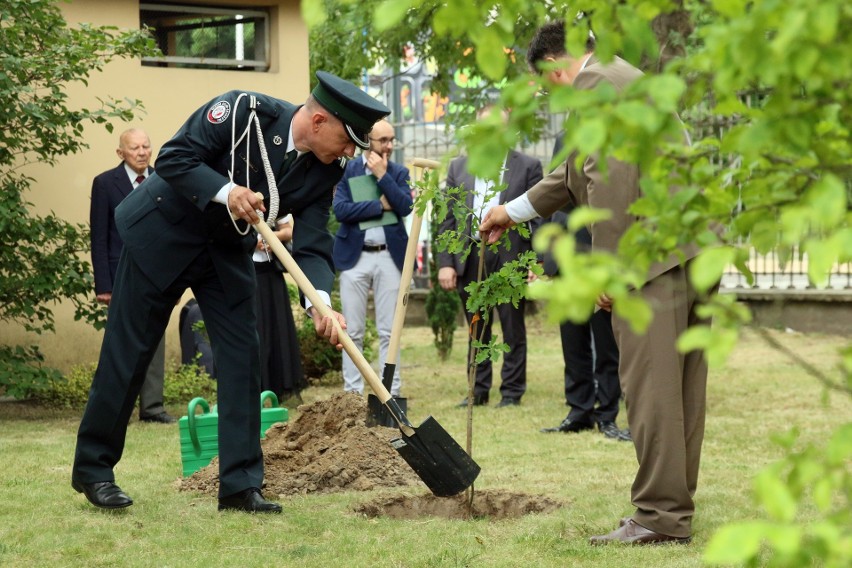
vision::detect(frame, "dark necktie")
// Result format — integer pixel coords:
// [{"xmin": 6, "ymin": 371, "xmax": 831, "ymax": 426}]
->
[
  {"xmin": 281, "ymin": 150, "xmax": 297, "ymax": 174},
  {"xmin": 135, "ymin": 175, "xmax": 145, "ymax": 185}
]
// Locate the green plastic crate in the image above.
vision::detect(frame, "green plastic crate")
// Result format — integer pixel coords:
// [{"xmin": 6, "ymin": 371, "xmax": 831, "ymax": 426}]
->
[{"xmin": 178, "ymin": 391, "xmax": 289, "ymax": 477}]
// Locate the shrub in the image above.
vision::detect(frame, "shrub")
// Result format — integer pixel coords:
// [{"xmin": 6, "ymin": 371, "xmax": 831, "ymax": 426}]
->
[
  {"xmin": 32, "ymin": 360, "xmax": 217, "ymax": 410},
  {"xmin": 291, "ymin": 283, "xmax": 377, "ymax": 383}
]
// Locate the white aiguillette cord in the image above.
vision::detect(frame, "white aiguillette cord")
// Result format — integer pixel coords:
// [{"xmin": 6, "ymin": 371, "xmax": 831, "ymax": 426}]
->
[{"xmin": 227, "ymin": 93, "xmax": 281, "ymax": 238}]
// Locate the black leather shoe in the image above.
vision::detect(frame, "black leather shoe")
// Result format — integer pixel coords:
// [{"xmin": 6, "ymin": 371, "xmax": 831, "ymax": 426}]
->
[
  {"xmin": 598, "ymin": 421, "xmax": 633, "ymax": 441},
  {"xmin": 72, "ymin": 480, "xmax": 133, "ymax": 509},
  {"xmin": 457, "ymin": 394, "xmax": 488, "ymax": 408},
  {"xmin": 496, "ymin": 397, "xmax": 520, "ymax": 408},
  {"xmin": 540, "ymin": 416, "xmax": 594, "ymax": 433},
  {"xmin": 218, "ymin": 488, "xmax": 282, "ymax": 513},
  {"xmin": 140, "ymin": 411, "xmax": 176, "ymax": 424}
]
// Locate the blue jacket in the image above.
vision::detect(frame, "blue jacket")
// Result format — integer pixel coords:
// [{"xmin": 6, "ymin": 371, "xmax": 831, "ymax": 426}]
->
[{"xmin": 332, "ymin": 157, "xmax": 412, "ymax": 272}]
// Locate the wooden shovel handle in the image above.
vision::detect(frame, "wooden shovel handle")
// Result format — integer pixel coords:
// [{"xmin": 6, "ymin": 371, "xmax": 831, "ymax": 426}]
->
[
  {"xmin": 253, "ymin": 215, "xmax": 393, "ymax": 405},
  {"xmin": 386, "ymin": 159, "xmax": 438, "ymax": 361}
]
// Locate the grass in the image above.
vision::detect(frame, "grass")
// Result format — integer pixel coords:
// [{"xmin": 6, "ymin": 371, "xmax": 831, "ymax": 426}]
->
[{"xmin": 0, "ymin": 317, "xmax": 849, "ymax": 567}]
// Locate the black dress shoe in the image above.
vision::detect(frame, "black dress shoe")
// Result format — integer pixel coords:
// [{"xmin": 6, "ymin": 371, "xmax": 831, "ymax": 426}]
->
[
  {"xmin": 218, "ymin": 488, "xmax": 282, "ymax": 513},
  {"xmin": 140, "ymin": 411, "xmax": 176, "ymax": 424},
  {"xmin": 598, "ymin": 421, "xmax": 633, "ymax": 442},
  {"xmin": 457, "ymin": 394, "xmax": 488, "ymax": 408},
  {"xmin": 496, "ymin": 397, "xmax": 520, "ymax": 407},
  {"xmin": 540, "ymin": 416, "xmax": 594, "ymax": 433},
  {"xmin": 72, "ymin": 480, "xmax": 133, "ymax": 509}
]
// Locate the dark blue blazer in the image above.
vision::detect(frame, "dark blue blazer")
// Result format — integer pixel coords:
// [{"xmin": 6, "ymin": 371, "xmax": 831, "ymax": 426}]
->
[
  {"xmin": 89, "ymin": 163, "xmax": 153, "ymax": 295},
  {"xmin": 332, "ymin": 157, "xmax": 412, "ymax": 272}
]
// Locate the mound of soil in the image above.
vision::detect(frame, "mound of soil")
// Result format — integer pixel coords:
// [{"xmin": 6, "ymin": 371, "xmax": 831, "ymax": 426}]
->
[
  {"xmin": 355, "ymin": 490, "xmax": 563, "ymax": 521},
  {"xmin": 179, "ymin": 391, "xmax": 421, "ymax": 496}
]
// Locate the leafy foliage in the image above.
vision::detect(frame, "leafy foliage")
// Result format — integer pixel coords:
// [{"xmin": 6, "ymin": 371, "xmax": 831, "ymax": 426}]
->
[
  {"xmin": 294, "ymin": 285, "xmax": 377, "ymax": 383},
  {"xmin": 31, "ymin": 361, "xmax": 217, "ymax": 410},
  {"xmin": 704, "ymin": 424, "xmax": 852, "ymax": 567},
  {"xmin": 305, "ymin": 0, "xmax": 851, "ymax": 562},
  {"xmin": 0, "ymin": 0, "xmax": 158, "ymax": 394}
]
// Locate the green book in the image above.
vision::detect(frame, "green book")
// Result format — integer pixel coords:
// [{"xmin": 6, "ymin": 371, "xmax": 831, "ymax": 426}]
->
[{"xmin": 348, "ymin": 174, "xmax": 398, "ymax": 230}]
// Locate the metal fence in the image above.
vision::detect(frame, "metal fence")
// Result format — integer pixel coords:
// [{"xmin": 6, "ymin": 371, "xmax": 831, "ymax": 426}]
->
[{"xmin": 390, "ymin": 104, "xmax": 850, "ymax": 291}]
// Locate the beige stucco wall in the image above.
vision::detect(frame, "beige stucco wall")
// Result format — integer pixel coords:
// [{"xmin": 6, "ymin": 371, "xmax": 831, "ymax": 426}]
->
[{"xmin": 0, "ymin": 0, "xmax": 309, "ymax": 372}]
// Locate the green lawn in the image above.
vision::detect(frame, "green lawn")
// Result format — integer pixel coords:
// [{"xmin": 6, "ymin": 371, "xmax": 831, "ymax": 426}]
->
[{"xmin": 1, "ymin": 319, "xmax": 849, "ymax": 567}]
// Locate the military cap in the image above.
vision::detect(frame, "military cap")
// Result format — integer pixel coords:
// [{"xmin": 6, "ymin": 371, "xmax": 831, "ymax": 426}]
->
[{"xmin": 312, "ymin": 71, "xmax": 390, "ymax": 149}]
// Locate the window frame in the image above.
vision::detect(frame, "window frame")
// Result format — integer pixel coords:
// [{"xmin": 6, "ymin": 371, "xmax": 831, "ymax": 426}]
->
[{"xmin": 140, "ymin": 3, "xmax": 271, "ymax": 71}]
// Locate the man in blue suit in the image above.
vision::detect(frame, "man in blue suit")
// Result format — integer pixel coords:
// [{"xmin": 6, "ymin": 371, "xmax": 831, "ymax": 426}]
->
[
  {"xmin": 72, "ymin": 72, "xmax": 390, "ymax": 513},
  {"xmin": 89, "ymin": 128, "xmax": 174, "ymax": 424},
  {"xmin": 332, "ymin": 119, "xmax": 412, "ymax": 396}
]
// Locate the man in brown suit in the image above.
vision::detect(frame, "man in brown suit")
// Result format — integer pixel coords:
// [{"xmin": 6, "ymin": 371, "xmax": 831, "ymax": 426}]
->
[{"xmin": 480, "ymin": 20, "xmax": 714, "ymax": 545}]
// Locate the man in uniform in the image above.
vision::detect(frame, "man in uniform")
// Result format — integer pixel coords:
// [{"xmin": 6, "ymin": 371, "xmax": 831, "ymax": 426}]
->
[{"xmin": 72, "ymin": 72, "xmax": 389, "ymax": 513}]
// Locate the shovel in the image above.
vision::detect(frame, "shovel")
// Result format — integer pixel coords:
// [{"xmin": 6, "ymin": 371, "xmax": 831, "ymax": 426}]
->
[
  {"xmin": 253, "ymin": 206, "xmax": 480, "ymax": 497},
  {"xmin": 365, "ymin": 158, "xmax": 437, "ymax": 427}
]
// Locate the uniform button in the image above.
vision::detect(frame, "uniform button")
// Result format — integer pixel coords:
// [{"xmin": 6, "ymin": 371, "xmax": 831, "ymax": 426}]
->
[
  {"xmin": 156, "ymin": 196, "xmax": 163, "ymax": 203},
  {"xmin": 192, "ymin": 196, "xmax": 199, "ymax": 202}
]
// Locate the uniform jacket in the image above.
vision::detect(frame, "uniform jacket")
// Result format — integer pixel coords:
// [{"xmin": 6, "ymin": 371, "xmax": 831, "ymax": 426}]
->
[
  {"xmin": 332, "ymin": 157, "xmax": 412, "ymax": 272},
  {"xmin": 438, "ymin": 150, "xmax": 543, "ymax": 278},
  {"xmin": 115, "ymin": 90, "xmax": 345, "ymax": 306},
  {"xmin": 90, "ymin": 163, "xmax": 154, "ymax": 295},
  {"xmin": 526, "ymin": 55, "xmax": 698, "ymax": 283}
]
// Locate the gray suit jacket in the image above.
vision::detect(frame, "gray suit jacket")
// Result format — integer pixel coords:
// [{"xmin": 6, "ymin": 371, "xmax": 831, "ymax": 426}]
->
[{"xmin": 527, "ymin": 55, "xmax": 698, "ymax": 283}]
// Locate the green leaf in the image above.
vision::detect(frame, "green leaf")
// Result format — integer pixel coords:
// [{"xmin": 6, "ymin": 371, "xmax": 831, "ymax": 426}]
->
[
  {"xmin": 300, "ymin": 0, "xmax": 328, "ymax": 29},
  {"xmin": 805, "ymin": 174, "xmax": 847, "ymax": 228},
  {"xmin": 571, "ymin": 117, "xmax": 608, "ymax": 155},
  {"xmin": 826, "ymin": 423, "xmax": 852, "ymax": 464},
  {"xmin": 473, "ymin": 28, "xmax": 507, "ymax": 81},
  {"xmin": 567, "ymin": 206, "xmax": 612, "ymax": 233},
  {"xmin": 613, "ymin": 294, "xmax": 652, "ymax": 334},
  {"xmin": 755, "ymin": 470, "xmax": 797, "ymax": 522},
  {"xmin": 373, "ymin": 0, "xmax": 413, "ymax": 32},
  {"xmin": 689, "ymin": 246, "xmax": 735, "ymax": 294},
  {"xmin": 704, "ymin": 521, "xmax": 768, "ymax": 564}
]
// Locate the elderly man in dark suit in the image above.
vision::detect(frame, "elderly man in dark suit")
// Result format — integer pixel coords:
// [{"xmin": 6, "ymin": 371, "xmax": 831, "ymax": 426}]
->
[
  {"xmin": 480, "ymin": 21, "xmax": 714, "ymax": 545},
  {"xmin": 332, "ymin": 119, "xmax": 412, "ymax": 397},
  {"xmin": 438, "ymin": 109, "xmax": 543, "ymax": 408},
  {"xmin": 72, "ymin": 72, "xmax": 390, "ymax": 514},
  {"xmin": 89, "ymin": 128, "xmax": 174, "ymax": 424}
]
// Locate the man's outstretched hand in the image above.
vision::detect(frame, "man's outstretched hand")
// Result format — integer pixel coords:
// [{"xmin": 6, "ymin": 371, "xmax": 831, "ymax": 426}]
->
[{"xmin": 479, "ymin": 204, "xmax": 515, "ymax": 244}]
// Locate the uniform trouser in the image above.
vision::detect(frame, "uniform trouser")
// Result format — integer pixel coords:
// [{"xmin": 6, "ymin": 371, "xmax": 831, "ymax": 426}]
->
[
  {"xmin": 73, "ymin": 248, "xmax": 263, "ymax": 498},
  {"xmin": 562, "ymin": 309, "xmax": 621, "ymax": 424},
  {"xmin": 610, "ymin": 263, "xmax": 714, "ymax": 538},
  {"xmin": 339, "ymin": 249, "xmax": 402, "ymax": 396},
  {"xmin": 138, "ymin": 334, "xmax": 166, "ymax": 418},
  {"xmin": 457, "ymin": 281, "xmax": 527, "ymax": 401}
]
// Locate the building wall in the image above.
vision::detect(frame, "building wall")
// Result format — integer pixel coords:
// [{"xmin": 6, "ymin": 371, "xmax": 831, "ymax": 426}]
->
[{"xmin": 0, "ymin": 0, "xmax": 308, "ymax": 372}]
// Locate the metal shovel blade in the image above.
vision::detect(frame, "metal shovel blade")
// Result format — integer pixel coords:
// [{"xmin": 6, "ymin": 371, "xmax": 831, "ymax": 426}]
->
[
  {"xmin": 366, "ymin": 363, "xmax": 408, "ymax": 427},
  {"xmin": 389, "ymin": 414, "xmax": 481, "ymax": 497}
]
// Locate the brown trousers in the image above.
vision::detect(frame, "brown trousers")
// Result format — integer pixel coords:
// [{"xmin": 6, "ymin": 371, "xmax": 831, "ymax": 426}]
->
[{"xmin": 611, "ymin": 262, "xmax": 714, "ymax": 538}]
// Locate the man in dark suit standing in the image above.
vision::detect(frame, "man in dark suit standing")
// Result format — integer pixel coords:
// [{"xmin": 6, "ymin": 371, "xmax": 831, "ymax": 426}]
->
[
  {"xmin": 72, "ymin": 72, "xmax": 390, "ymax": 513},
  {"xmin": 438, "ymin": 107, "xmax": 543, "ymax": 407},
  {"xmin": 481, "ymin": 21, "xmax": 713, "ymax": 545},
  {"xmin": 89, "ymin": 128, "xmax": 174, "ymax": 424},
  {"xmin": 333, "ymin": 119, "xmax": 412, "ymax": 397},
  {"xmin": 538, "ymin": 140, "xmax": 628, "ymax": 441}
]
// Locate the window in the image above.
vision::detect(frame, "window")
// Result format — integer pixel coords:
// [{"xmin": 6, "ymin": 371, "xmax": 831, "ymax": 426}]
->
[{"xmin": 140, "ymin": 3, "xmax": 269, "ymax": 71}]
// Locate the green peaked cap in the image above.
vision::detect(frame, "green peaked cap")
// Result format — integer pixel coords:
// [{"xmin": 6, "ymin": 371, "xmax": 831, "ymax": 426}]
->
[{"xmin": 312, "ymin": 71, "xmax": 390, "ymax": 149}]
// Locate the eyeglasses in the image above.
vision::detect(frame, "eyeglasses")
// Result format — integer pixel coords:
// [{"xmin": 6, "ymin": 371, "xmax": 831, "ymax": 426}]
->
[{"xmin": 369, "ymin": 137, "xmax": 396, "ymax": 145}]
